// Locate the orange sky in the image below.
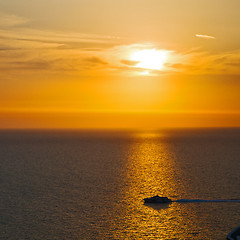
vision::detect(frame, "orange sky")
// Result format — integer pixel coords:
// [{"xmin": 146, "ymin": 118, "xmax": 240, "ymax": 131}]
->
[{"xmin": 0, "ymin": 0, "xmax": 240, "ymax": 128}]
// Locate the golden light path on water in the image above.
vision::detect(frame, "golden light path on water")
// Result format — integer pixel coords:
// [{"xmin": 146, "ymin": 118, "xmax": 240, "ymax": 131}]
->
[{"xmin": 112, "ymin": 132, "xmax": 199, "ymax": 239}]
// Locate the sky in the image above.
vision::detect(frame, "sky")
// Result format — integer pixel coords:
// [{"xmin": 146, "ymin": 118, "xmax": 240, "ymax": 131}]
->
[{"xmin": 0, "ymin": 0, "xmax": 240, "ymax": 128}]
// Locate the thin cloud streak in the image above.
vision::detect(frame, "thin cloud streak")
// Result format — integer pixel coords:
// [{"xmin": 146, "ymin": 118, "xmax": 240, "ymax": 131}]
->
[
  {"xmin": 195, "ymin": 34, "xmax": 215, "ymax": 39},
  {"xmin": 0, "ymin": 12, "xmax": 29, "ymax": 27}
]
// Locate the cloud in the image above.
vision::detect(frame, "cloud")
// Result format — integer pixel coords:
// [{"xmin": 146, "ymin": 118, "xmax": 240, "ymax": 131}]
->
[
  {"xmin": 7, "ymin": 60, "xmax": 50, "ymax": 70},
  {"xmin": 179, "ymin": 49, "xmax": 240, "ymax": 74},
  {"xmin": 166, "ymin": 63, "xmax": 187, "ymax": 69},
  {"xmin": 0, "ymin": 44, "xmax": 18, "ymax": 51},
  {"xmin": 1, "ymin": 13, "xmax": 239, "ymax": 79},
  {"xmin": 0, "ymin": 18, "xmax": 123, "ymax": 75},
  {"xmin": 0, "ymin": 12, "xmax": 122, "ymax": 53},
  {"xmin": 224, "ymin": 60, "xmax": 240, "ymax": 67},
  {"xmin": 121, "ymin": 59, "xmax": 140, "ymax": 66},
  {"xmin": 0, "ymin": 12, "xmax": 29, "ymax": 27},
  {"xmin": 0, "ymin": 28, "xmax": 118, "ymax": 50},
  {"xmin": 195, "ymin": 34, "xmax": 215, "ymax": 39},
  {"xmin": 84, "ymin": 57, "xmax": 108, "ymax": 65}
]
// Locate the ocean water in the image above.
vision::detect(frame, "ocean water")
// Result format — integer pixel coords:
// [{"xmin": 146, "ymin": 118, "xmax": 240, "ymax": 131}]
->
[{"xmin": 0, "ymin": 128, "xmax": 239, "ymax": 239}]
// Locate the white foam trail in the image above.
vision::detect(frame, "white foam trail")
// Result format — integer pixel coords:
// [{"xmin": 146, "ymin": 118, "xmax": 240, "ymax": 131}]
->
[{"xmin": 175, "ymin": 199, "xmax": 240, "ymax": 203}]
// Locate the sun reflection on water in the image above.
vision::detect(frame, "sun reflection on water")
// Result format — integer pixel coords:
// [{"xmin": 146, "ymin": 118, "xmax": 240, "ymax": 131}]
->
[
  {"xmin": 112, "ymin": 131, "xmax": 195, "ymax": 239},
  {"xmin": 124, "ymin": 134, "xmax": 178, "ymax": 198}
]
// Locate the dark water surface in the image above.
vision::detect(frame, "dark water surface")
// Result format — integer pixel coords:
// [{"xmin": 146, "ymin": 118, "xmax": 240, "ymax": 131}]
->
[{"xmin": 0, "ymin": 128, "xmax": 239, "ymax": 239}]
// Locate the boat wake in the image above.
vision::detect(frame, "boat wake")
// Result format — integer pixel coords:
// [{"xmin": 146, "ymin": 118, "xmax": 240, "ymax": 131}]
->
[
  {"xmin": 175, "ymin": 199, "xmax": 240, "ymax": 203},
  {"xmin": 143, "ymin": 195, "xmax": 240, "ymax": 204}
]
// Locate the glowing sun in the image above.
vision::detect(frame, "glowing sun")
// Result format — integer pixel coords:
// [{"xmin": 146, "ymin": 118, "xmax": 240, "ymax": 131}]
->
[{"xmin": 130, "ymin": 49, "xmax": 168, "ymax": 71}]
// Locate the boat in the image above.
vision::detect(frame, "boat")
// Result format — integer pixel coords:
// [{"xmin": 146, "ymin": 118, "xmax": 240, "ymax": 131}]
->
[
  {"xmin": 227, "ymin": 226, "xmax": 240, "ymax": 240},
  {"xmin": 144, "ymin": 195, "xmax": 172, "ymax": 204}
]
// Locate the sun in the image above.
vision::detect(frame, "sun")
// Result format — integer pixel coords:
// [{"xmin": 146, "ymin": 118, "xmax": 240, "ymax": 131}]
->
[{"xmin": 130, "ymin": 49, "xmax": 168, "ymax": 71}]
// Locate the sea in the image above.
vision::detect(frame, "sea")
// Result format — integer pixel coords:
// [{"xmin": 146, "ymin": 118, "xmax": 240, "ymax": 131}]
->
[{"xmin": 0, "ymin": 128, "xmax": 239, "ymax": 239}]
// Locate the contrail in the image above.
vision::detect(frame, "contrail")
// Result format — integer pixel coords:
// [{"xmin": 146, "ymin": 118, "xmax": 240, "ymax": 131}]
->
[{"xmin": 195, "ymin": 34, "xmax": 215, "ymax": 39}]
